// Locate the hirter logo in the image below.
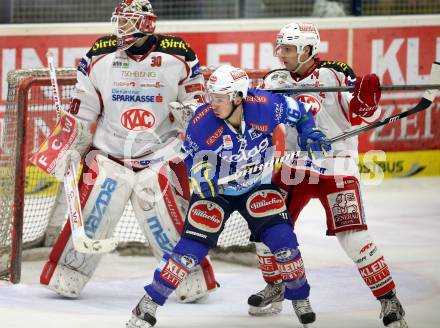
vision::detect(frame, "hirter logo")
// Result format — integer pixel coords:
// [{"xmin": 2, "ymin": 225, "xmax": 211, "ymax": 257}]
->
[
  {"xmin": 188, "ymin": 200, "xmax": 224, "ymax": 233},
  {"xmin": 121, "ymin": 108, "xmax": 156, "ymax": 131},
  {"xmin": 295, "ymin": 94, "xmax": 321, "ymax": 116},
  {"xmin": 246, "ymin": 190, "xmax": 286, "ymax": 218}
]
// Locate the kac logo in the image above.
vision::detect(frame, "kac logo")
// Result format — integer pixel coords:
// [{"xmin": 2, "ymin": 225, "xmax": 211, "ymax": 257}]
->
[{"xmin": 121, "ymin": 108, "xmax": 156, "ymax": 131}]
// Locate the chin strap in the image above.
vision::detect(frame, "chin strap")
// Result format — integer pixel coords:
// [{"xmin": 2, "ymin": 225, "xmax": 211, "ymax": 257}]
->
[
  {"xmin": 292, "ymin": 55, "xmax": 314, "ymax": 74},
  {"xmin": 224, "ymin": 101, "xmax": 240, "ymax": 122}
]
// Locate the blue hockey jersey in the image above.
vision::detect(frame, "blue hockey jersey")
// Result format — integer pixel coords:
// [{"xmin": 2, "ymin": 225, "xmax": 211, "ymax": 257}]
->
[{"xmin": 182, "ymin": 88, "xmax": 315, "ymax": 195}]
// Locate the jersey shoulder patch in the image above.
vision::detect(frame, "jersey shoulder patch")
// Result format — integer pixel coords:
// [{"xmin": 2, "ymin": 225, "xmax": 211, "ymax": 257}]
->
[
  {"xmin": 244, "ymin": 89, "xmax": 282, "ymax": 133},
  {"xmin": 86, "ymin": 35, "xmax": 118, "ymax": 58},
  {"xmin": 261, "ymin": 69, "xmax": 293, "ymax": 90},
  {"xmin": 319, "ymin": 60, "xmax": 356, "ymax": 79},
  {"xmin": 156, "ymin": 34, "xmax": 196, "ymax": 61},
  {"xmin": 262, "ymin": 68, "xmax": 290, "ymax": 81}
]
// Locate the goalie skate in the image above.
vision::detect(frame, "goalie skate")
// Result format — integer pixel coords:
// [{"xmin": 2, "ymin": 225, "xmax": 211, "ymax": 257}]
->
[
  {"xmin": 379, "ymin": 291, "xmax": 408, "ymax": 328},
  {"xmin": 126, "ymin": 295, "xmax": 158, "ymax": 328},
  {"xmin": 247, "ymin": 281, "xmax": 284, "ymax": 316},
  {"xmin": 292, "ymin": 298, "xmax": 316, "ymax": 327}
]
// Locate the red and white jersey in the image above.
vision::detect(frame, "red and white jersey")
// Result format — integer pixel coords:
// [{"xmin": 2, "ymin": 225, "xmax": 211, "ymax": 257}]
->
[
  {"xmin": 262, "ymin": 60, "xmax": 377, "ymax": 179},
  {"xmin": 70, "ymin": 34, "xmax": 205, "ymax": 158}
]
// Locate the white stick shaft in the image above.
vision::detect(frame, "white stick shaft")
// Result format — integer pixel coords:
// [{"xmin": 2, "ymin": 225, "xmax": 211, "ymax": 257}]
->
[
  {"xmin": 46, "ymin": 53, "xmax": 62, "ymax": 120},
  {"xmin": 46, "ymin": 53, "xmax": 117, "ymax": 254}
]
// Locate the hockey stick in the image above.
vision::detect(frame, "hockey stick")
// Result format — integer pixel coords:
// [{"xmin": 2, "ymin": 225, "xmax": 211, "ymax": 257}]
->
[
  {"xmin": 219, "ymin": 61, "xmax": 440, "ymax": 185},
  {"xmin": 265, "ymin": 63, "xmax": 440, "ymax": 94},
  {"xmin": 47, "ymin": 53, "xmax": 118, "ymax": 254},
  {"xmin": 266, "ymin": 83, "xmax": 440, "ymax": 94}
]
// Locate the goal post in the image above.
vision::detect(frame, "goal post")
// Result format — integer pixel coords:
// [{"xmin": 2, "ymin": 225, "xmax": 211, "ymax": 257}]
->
[
  {"xmin": 0, "ymin": 67, "xmax": 268, "ymax": 284},
  {"xmin": 1, "ymin": 68, "xmax": 76, "ymax": 283}
]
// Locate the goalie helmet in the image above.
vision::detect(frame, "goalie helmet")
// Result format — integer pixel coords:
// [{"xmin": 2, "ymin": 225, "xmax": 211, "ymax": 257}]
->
[
  {"xmin": 111, "ymin": 0, "xmax": 157, "ymax": 50},
  {"xmin": 206, "ymin": 65, "xmax": 249, "ymax": 101},
  {"xmin": 274, "ymin": 22, "xmax": 320, "ymax": 72}
]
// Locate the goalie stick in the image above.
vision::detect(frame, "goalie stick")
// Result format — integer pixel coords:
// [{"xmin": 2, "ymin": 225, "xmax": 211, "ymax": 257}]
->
[
  {"xmin": 47, "ymin": 53, "xmax": 118, "ymax": 254},
  {"xmin": 219, "ymin": 61, "xmax": 440, "ymax": 185}
]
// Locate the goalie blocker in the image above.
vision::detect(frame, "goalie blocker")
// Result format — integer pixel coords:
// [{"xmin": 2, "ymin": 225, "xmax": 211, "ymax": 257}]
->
[{"xmin": 35, "ymin": 116, "xmax": 216, "ymax": 301}]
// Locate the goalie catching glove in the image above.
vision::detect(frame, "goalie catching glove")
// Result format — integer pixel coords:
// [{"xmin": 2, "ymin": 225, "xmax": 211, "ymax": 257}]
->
[
  {"xmin": 297, "ymin": 127, "xmax": 331, "ymax": 160},
  {"xmin": 169, "ymin": 102, "xmax": 197, "ymax": 130}
]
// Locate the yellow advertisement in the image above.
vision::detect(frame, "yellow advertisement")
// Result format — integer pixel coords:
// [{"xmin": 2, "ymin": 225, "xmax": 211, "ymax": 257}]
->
[
  {"xmin": 24, "ymin": 166, "xmax": 60, "ymax": 196},
  {"xmin": 359, "ymin": 150, "xmax": 440, "ymax": 179}
]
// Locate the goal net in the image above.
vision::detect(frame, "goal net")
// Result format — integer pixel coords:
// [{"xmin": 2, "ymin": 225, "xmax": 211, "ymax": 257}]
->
[{"xmin": 0, "ymin": 67, "xmax": 268, "ymax": 283}]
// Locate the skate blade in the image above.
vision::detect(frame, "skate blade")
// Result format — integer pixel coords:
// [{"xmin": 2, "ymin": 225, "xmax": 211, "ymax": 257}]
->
[
  {"xmin": 248, "ymin": 302, "xmax": 283, "ymax": 316},
  {"xmin": 126, "ymin": 314, "xmax": 155, "ymax": 328}
]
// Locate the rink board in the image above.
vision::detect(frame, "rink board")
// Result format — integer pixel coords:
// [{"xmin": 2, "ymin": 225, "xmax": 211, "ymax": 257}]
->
[{"xmin": 359, "ymin": 149, "xmax": 440, "ymax": 178}]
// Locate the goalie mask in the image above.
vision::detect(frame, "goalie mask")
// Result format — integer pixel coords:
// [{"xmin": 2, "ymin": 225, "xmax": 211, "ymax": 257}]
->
[
  {"xmin": 111, "ymin": 0, "xmax": 157, "ymax": 50},
  {"xmin": 274, "ymin": 22, "xmax": 320, "ymax": 73}
]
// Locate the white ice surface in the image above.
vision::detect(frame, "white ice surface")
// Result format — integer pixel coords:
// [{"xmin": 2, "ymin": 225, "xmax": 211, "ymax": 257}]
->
[{"xmin": 1, "ymin": 177, "xmax": 439, "ymax": 328}]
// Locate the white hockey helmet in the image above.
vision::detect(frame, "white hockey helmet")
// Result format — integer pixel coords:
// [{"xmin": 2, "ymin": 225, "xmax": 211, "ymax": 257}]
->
[
  {"xmin": 111, "ymin": 0, "xmax": 157, "ymax": 50},
  {"xmin": 275, "ymin": 22, "xmax": 320, "ymax": 59},
  {"xmin": 206, "ymin": 65, "xmax": 249, "ymax": 101}
]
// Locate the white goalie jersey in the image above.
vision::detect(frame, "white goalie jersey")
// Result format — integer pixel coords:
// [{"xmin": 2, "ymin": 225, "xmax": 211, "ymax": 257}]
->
[
  {"xmin": 71, "ymin": 34, "xmax": 205, "ymax": 158},
  {"xmin": 262, "ymin": 60, "xmax": 379, "ymax": 179},
  {"xmin": 38, "ymin": 34, "xmax": 217, "ymax": 303}
]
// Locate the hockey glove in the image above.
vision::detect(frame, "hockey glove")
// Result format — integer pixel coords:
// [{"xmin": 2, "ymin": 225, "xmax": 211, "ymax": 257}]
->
[
  {"xmin": 189, "ymin": 161, "xmax": 218, "ymax": 198},
  {"xmin": 298, "ymin": 128, "xmax": 331, "ymax": 160},
  {"xmin": 169, "ymin": 102, "xmax": 197, "ymax": 129},
  {"xmin": 349, "ymin": 73, "xmax": 381, "ymax": 118}
]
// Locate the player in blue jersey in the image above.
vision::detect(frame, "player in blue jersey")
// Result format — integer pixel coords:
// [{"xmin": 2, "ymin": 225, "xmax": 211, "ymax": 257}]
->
[{"xmin": 126, "ymin": 65, "xmax": 331, "ymax": 328}]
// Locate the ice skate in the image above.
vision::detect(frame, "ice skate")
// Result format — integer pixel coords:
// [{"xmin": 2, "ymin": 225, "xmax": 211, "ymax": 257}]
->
[
  {"xmin": 126, "ymin": 295, "xmax": 158, "ymax": 328},
  {"xmin": 292, "ymin": 298, "xmax": 316, "ymax": 327},
  {"xmin": 247, "ymin": 281, "xmax": 285, "ymax": 316},
  {"xmin": 379, "ymin": 291, "xmax": 408, "ymax": 328}
]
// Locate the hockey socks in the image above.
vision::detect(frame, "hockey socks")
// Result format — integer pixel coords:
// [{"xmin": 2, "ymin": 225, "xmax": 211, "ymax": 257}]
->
[
  {"xmin": 144, "ymin": 237, "xmax": 209, "ymax": 305},
  {"xmin": 337, "ymin": 230, "xmax": 395, "ymax": 298},
  {"xmin": 260, "ymin": 224, "xmax": 310, "ymax": 300}
]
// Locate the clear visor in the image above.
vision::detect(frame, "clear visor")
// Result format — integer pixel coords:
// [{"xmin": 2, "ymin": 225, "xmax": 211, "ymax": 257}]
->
[
  {"xmin": 208, "ymin": 93, "xmax": 231, "ymax": 105},
  {"xmin": 274, "ymin": 44, "xmax": 298, "ymax": 58}
]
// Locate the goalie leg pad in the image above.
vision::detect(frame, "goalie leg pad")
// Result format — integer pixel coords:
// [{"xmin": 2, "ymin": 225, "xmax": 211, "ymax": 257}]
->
[
  {"xmin": 336, "ymin": 229, "xmax": 395, "ymax": 298},
  {"xmin": 40, "ymin": 259, "xmax": 89, "ymax": 298},
  {"xmin": 255, "ymin": 242, "xmax": 282, "ymax": 283},
  {"xmin": 131, "ymin": 162, "xmax": 187, "ymax": 260},
  {"xmin": 40, "ymin": 153, "xmax": 135, "ymax": 297},
  {"xmin": 132, "ymin": 166, "xmax": 217, "ymax": 303}
]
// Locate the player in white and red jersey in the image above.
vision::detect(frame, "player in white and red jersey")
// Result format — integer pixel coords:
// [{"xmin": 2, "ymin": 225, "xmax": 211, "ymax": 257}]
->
[
  {"xmin": 37, "ymin": 0, "xmax": 216, "ymax": 303},
  {"xmin": 247, "ymin": 22, "xmax": 408, "ymax": 328}
]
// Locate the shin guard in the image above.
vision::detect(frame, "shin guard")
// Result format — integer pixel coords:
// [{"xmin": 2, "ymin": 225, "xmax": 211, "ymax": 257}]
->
[{"xmin": 337, "ymin": 229, "xmax": 395, "ymax": 298}]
